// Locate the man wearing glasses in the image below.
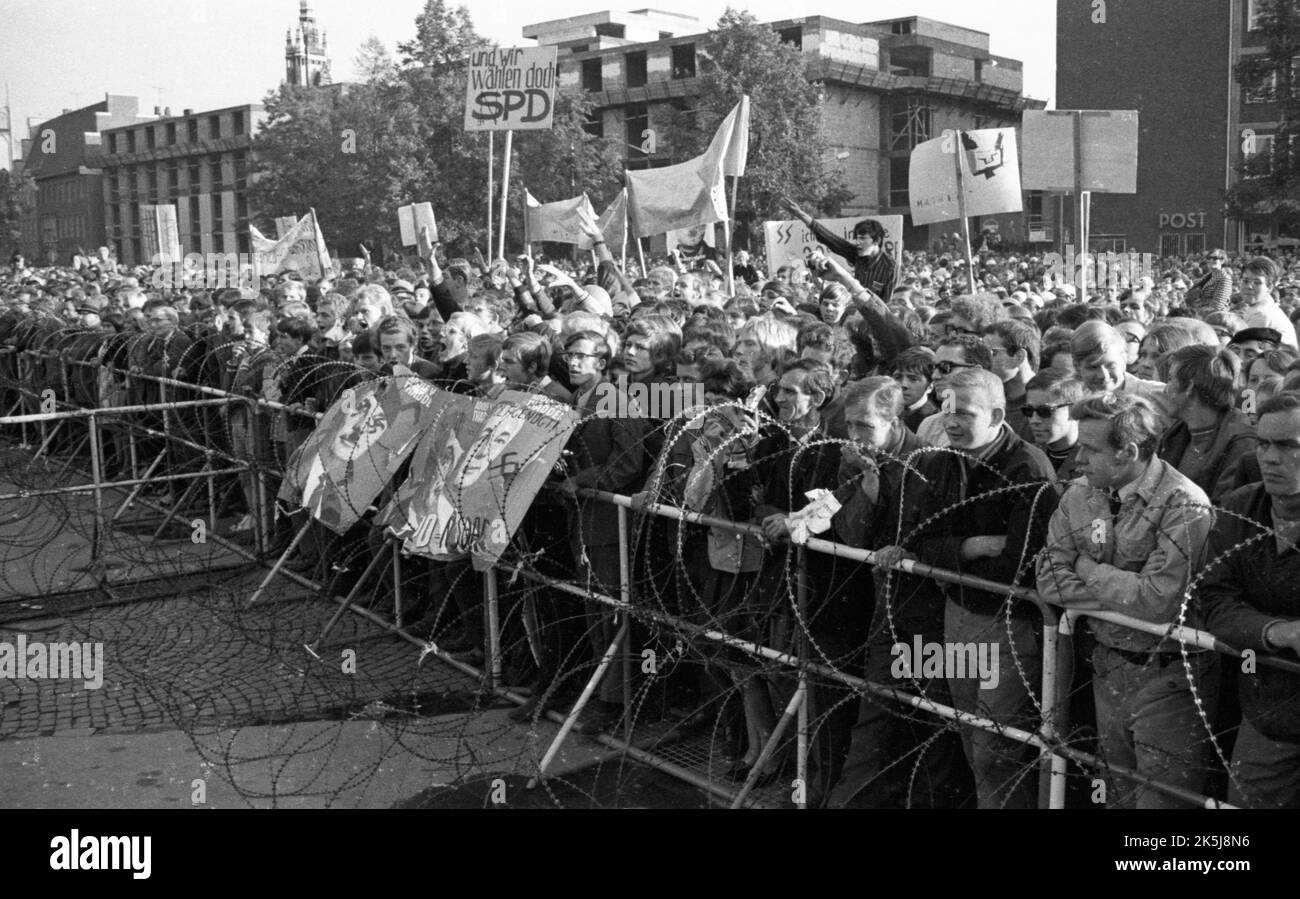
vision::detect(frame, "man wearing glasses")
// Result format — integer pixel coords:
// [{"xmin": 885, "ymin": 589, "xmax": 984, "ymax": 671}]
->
[
  {"xmin": 914, "ymin": 335, "xmax": 993, "ymax": 446},
  {"xmin": 1240, "ymin": 257, "xmax": 1297, "ymax": 348},
  {"xmin": 780, "ymin": 196, "xmax": 896, "ymax": 300},
  {"xmin": 1198, "ymin": 393, "xmax": 1300, "ymax": 808}
]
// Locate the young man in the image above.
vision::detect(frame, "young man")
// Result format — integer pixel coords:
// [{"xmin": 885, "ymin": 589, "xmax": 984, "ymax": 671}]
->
[
  {"xmin": 879, "ymin": 368, "xmax": 1059, "ymax": 809},
  {"xmin": 913, "ymin": 335, "xmax": 994, "ymax": 446},
  {"xmin": 1156, "ymin": 344, "xmax": 1257, "ymax": 504},
  {"xmin": 1023, "ymin": 369, "xmax": 1087, "ymax": 481},
  {"xmin": 1240, "ymin": 257, "xmax": 1298, "ymax": 348},
  {"xmin": 984, "ymin": 319, "xmax": 1040, "ymax": 441},
  {"xmin": 891, "ymin": 346, "xmax": 938, "ymax": 434},
  {"xmin": 374, "ymin": 314, "xmax": 438, "ymax": 379},
  {"xmin": 1199, "ymin": 393, "xmax": 1300, "ymax": 808},
  {"xmin": 1070, "ymin": 320, "xmax": 1171, "ymax": 425},
  {"xmin": 781, "ymin": 196, "xmax": 897, "ymax": 300},
  {"xmin": 1037, "ymin": 394, "xmax": 1218, "ymax": 808}
]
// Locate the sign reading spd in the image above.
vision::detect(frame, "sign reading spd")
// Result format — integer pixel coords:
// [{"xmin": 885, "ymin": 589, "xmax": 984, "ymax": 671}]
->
[{"xmin": 464, "ymin": 46, "xmax": 558, "ymax": 132}]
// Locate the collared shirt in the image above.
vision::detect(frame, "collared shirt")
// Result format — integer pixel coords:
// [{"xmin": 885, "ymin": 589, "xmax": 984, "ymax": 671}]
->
[
  {"xmin": 1036, "ymin": 456, "xmax": 1213, "ymax": 652},
  {"xmin": 1243, "ymin": 298, "xmax": 1298, "ymax": 347}
]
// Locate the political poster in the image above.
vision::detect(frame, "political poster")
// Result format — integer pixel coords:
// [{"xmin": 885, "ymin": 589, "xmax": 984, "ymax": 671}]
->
[
  {"xmin": 141, "ymin": 204, "xmax": 181, "ymax": 264},
  {"xmin": 253, "ymin": 211, "xmax": 330, "ymax": 280},
  {"xmin": 398, "ymin": 202, "xmax": 438, "ymax": 247},
  {"xmin": 384, "ymin": 390, "xmax": 579, "ymax": 570},
  {"xmin": 464, "ymin": 46, "xmax": 558, "ymax": 132},
  {"xmin": 287, "ymin": 376, "xmax": 449, "ymax": 534},
  {"xmin": 763, "ymin": 215, "xmax": 904, "ymax": 277},
  {"xmin": 909, "ymin": 128, "xmax": 1022, "ymax": 226},
  {"xmin": 1021, "ymin": 109, "xmax": 1139, "ymax": 194}
]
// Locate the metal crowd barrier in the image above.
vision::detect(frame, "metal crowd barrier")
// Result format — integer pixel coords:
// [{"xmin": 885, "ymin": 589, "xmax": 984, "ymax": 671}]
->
[{"xmin": 0, "ymin": 344, "xmax": 1290, "ymax": 809}]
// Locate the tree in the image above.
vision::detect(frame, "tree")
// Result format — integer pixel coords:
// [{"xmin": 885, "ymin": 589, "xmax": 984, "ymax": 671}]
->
[
  {"xmin": 251, "ymin": 0, "xmax": 624, "ymax": 263},
  {"xmin": 1227, "ymin": 0, "xmax": 1300, "ymax": 234},
  {"xmin": 664, "ymin": 8, "xmax": 852, "ymax": 250},
  {"xmin": 0, "ymin": 167, "xmax": 36, "ymax": 259}
]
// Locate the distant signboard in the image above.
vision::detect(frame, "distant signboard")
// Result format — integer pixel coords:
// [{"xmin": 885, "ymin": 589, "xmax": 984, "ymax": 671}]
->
[
  {"xmin": 464, "ymin": 46, "xmax": 558, "ymax": 132},
  {"xmin": 910, "ymin": 128, "xmax": 1023, "ymax": 226},
  {"xmin": 1021, "ymin": 110, "xmax": 1139, "ymax": 194}
]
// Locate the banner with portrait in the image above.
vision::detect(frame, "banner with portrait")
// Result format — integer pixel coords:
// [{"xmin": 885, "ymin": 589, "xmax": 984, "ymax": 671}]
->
[
  {"xmin": 383, "ymin": 390, "xmax": 579, "ymax": 569},
  {"xmin": 287, "ymin": 376, "xmax": 449, "ymax": 534}
]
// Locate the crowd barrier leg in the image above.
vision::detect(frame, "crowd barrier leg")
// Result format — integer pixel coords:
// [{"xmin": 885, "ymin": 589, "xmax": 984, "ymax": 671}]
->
[
  {"xmin": 521, "ymin": 593, "xmax": 544, "ymax": 669},
  {"xmin": 617, "ymin": 505, "xmax": 632, "ymax": 736},
  {"xmin": 795, "ymin": 548, "xmax": 810, "ymax": 810},
  {"xmin": 53, "ymin": 433, "xmax": 89, "ymax": 480},
  {"xmin": 1048, "ymin": 611, "xmax": 1081, "ymax": 810},
  {"xmin": 305, "ymin": 540, "xmax": 395, "ymax": 658},
  {"xmin": 392, "ymin": 543, "xmax": 404, "ymax": 632},
  {"xmin": 125, "ymin": 372, "xmax": 139, "ymax": 480},
  {"xmin": 248, "ymin": 399, "xmax": 269, "ymax": 557},
  {"xmin": 731, "ymin": 676, "xmax": 806, "ymax": 809},
  {"xmin": 148, "ymin": 463, "xmax": 209, "ymax": 544},
  {"xmin": 484, "ymin": 565, "xmax": 501, "ymax": 690},
  {"xmin": 247, "ymin": 519, "xmax": 313, "ymax": 606},
  {"xmin": 111, "ymin": 448, "xmax": 166, "ymax": 522},
  {"xmin": 527, "ymin": 615, "xmax": 630, "ymax": 789},
  {"xmin": 30, "ymin": 418, "xmax": 64, "ymax": 461},
  {"xmin": 205, "ymin": 451, "xmax": 217, "ymax": 538},
  {"xmin": 86, "ymin": 410, "xmax": 105, "ymax": 576}
]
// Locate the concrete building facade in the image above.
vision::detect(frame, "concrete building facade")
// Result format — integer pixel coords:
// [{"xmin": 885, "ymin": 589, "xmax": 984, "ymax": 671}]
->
[
  {"xmin": 18, "ymin": 95, "xmax": 157, "ymax": 264},
  {"xmin": 99, "ymin": 104, "xmax": 266, "ymax": 265},
  {"xmin": 523, "ymin": 10, "xmax": 1045, "ymax": 251}
]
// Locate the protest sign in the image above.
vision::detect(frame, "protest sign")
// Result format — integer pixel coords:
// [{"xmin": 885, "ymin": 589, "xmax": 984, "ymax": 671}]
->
[
  {"xmin": 1021, "ymin": 109, "xmax": 1139, "ymax": 194},
  {"xmin": 763, "ymin": 215, "xmax": 903, "ymax": 277},
  {"xmin": 253, "ymin": 210, "xmax": 330, "ymax": 280},
  {"xmin": 140, "ymin": 204, "xmax": 181, "ymax": 263},
  {"xmin": 398, "ymin": 203, "xmax": 438, "ymax": 247},
  {"xmin": 288, "ymin": 375, "xmax": 447, "ymax": 534},
  {"xmin": 275, "ymin": 216, "xmax": 300, "ymax": 239},
  {"xmin": 384, "ymin": 390, "xmax": 579, "ymax": 569},
  {"xmin": 909, "ymin": 128, "xmax": 1023, "ymax": 226},
  {"xmin": 464, "ymin": 46, "xmax": 558, "ymax": 132},
  {"xmin": 578, "ymin": 190, "xmax": 627, "ymax": 252}
]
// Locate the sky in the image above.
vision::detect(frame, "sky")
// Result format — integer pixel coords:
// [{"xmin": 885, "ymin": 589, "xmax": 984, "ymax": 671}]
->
[{"xmin": 0, "ymin": 0, "xmax": 1057, "ymax": 169}]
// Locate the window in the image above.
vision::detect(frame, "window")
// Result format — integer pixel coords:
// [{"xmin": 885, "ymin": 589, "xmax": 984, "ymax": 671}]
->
[
  {"xmin": 1159, "ymin": 234, "xmax": 1180, "ymax": 257},
  {"xmin": 890, "ymin": 99, "xmax": 932, "ymax": 151},
  {"xmin": 779, "ymin": 27, "xmax": 802, "ymax": 50},
  {"xmin": 108, "ymin": 134, "xmax": 117, "ymax": 155},
  {"xmin": 126, "ymin": 131, "xmax": 137, "ymax": 153},
  {"xmin": 189, "ymin": 195, "xmax": 201, "ymax": 238},
  {"xmin": 594, "ymin": 23, "xmax": 625, "ymax": 39},
  {"xmin": 1245, "ymin": 70, "xmax": 1277, "ymax": 103},
  {"xmin": 671, "ymin": 44, "xmax": 696, "ymax": 80},
  {"xmin": 891, "ymin": 20, "xmax": 913, "ymax": 35},
  {"xmin": 582, "ymin": 111, "xmax": 604, "ymax": 139},
  {"xmin": 581, "ymin": 58, "xmax": 603, "ymax": 92},
  {"xmin": 233, "ymin": 151, "xmax": 248, "ymax": 186},
  {"xmin": 232, "ymin": 109, "xmax": 245, "ymax": 134},
  {"xmin": 1089, "ymin": 235, "xmax": 1128, "ymax": 253},
  {"xmin": 188, "ymin": 160, "xmax": 201, "ymax": 192},
  {"xmin": 626, "ymin": 104, "xmax": 649, "ymax": 159},
  {"xmin": 1247, "ymin": 0, "xmax": 1265, "ymax": 31},
  {"xmin": 889, "ymin": 156, "xmax": 910, "ymax": 207},
  {"xmin": 625, "ymin": 50, "xmax": 647, "ymax": 88},
  {"xmin": 146, "ymin": 128, "xmax": 156, "ymax": 150},
  {"xmin": 187, "ymin": 118, "xmax": 199, "ymax": 144},
  {"xmin": 1245, "ymin": 132, "xmax": 1275, "ymax": 177},
  {"xmin": 209, "ymin": 155, "xmax": 223, "ymax": 190},
  {"xmin": 167, "ymin": 161, "xmax": 179, "ymax": 195},
  {"xmin": 1184, "ymin": 233, "xmax": 1205, "ymax": 255},
  {"xmin": 211, "ymin": 194, "xmax": 224, "ymax": 233},
  {"xmin": 208, "ymin": 114, "xmax": 221, "ymax": 139},
  {"xmin": 166, "ymin": 122, "xmax": 177, "ymax": 145},
  {"xmin": 151, "ymin": 166, "xmax": 162, "ymax": 202}
]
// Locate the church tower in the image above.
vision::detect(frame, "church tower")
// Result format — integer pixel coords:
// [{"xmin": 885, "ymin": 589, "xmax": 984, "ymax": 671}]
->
[{"xmin": 285, "ymin": 0, "xmax": 332, "ymax": 87}]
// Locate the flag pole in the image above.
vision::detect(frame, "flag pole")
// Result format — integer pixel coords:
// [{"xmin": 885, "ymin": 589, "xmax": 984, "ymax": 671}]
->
[
  {"xmin": 725, "ymin": 175, "xmax": 739, "ymax": 295},
  {"xmin": 951, "ymin": 135, "xmax": 976, "ymax": 294},
  {"xmin": 497, "ymin": 130, "xmax": 513, "ymax": 259},
  {"xmin": 487, "ymin": 131, "xmax": 495, "ymax": 262},
  {"xmin": 620, "ymin": 192, "xmax": 628, "ymax": 271},
  {"xmin": 308, "ymin": 207, "xmax": 329, "ymax": 277}
]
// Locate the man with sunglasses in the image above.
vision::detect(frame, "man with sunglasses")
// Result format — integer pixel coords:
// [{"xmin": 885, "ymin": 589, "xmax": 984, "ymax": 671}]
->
[
  {"xmin": 780, "ymin": 196, "xmax": 896, "ymax": 300},
  {"xmin": 1185, "ymin": 249, "xmax": 1232, "ymax": 317},
  {"xmin": 914, "ymin": 335, "xmax": 993, "ymax": 446}
]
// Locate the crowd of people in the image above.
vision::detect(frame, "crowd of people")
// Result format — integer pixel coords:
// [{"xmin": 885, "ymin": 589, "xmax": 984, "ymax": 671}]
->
[{"xmin": 2, "ymin": 203, "xmax": 1300, "ymax": 811}]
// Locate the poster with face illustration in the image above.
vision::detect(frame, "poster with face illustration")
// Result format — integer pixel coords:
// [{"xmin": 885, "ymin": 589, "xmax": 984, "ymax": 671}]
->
[
  {"xmin": 387, "ymin": 390, "xmax": 579, "ymax": 569},
  {"xmin": 289, "ymin": 375, "xmax": 448, "ymax": 533}
]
